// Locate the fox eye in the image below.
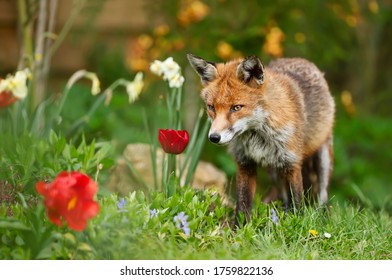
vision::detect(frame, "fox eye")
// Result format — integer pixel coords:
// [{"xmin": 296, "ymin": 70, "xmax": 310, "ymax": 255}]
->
[
  {"xmin": 207, "ymin": 104, "xmax": 215, "ymax": 112},
  {"xmin": 231, "ymin": 105, "xmax": 243, "ymax": 112}
]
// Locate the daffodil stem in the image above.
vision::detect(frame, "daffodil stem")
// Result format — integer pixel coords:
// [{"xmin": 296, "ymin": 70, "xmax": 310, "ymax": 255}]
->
[
  {"xmin": 165, "ymin": 85, "xmax": 173, "ymax": 128},
  {"xmin": 60, "ymin": 77, "xmax": 131, "ymax": 137},
  {"xmin": 104, "ymin": 78, "xmax": 129, "ymax": 93},
  {"xmin": 175, "ymin": 86, "xmax": 182, "ymax": 130},
  {"xmin": 65, "ymin": 92, "xmax": 106, "ymax": 138},
  {"xmin": 55, "ymin": 87, "xmax": 71, "ymax": 123},
  {"xmin": 164, "ymin": 86, "xmax": 183, "ymax": 134}
]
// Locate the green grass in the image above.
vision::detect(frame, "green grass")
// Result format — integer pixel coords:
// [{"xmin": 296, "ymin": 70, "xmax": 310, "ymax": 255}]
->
[{"xmin": 1, "ymin": 187, "xmax": 391, "ymax": 260}]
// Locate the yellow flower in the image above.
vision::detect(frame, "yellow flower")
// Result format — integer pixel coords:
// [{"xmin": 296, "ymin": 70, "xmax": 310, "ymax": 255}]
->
[
  {"xmin": 189, "ymin": 0, "xmax": 209, "ymax": 22},
  {"xmin": 263, "ymin": 26, "xmax": 285, "ymax": 58},
  {"xmin": 345, "ymin": 15, "xmax": 358, "ymax": 27},
  {"xmin": 154, "ymin": 24, "xmax": 170, "ymax": 37},
  {"xmin": 294, "ymin": 32, "xmax": 306, "ymax": 44},
  {"xmin": 368, "ymin": 0, "xmax": 379, "ymax": 14},
  {"xmin": 309, "ymin": 229, "xmax": 318, "ymax": 237},
  {"xmin": 177, "ymin": 0, "xmax": 209, "ymax": 27},
  {"xmin": 216, "ymin": 41, "xmax": 234, "ymax": 60},
  {"xmin": 341, "ymin": 90, "xmax": 356, "ymax": 116}
]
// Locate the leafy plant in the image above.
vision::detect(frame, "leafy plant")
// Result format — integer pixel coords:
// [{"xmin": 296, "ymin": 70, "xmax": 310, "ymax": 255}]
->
[{"xmin": 1, "ymin": 186, "xmax": 391, "ymax": 260}]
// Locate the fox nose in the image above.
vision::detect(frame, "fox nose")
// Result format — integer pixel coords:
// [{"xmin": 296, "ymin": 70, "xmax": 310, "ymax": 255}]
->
[{"xmin": 209, "ymin": 133, "xmax": 221, "ymax": 143}]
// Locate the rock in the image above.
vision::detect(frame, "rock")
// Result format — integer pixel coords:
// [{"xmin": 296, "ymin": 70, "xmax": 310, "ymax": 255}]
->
[{"xmin": 106, "ymin": 143, "xmax": 229, "ymax": 202}]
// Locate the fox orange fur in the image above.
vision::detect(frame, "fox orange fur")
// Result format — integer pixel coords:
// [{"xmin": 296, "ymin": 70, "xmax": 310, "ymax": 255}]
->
[{"xmin": 187, "ymin": 54, "xmax": 335, "ymax": 223}]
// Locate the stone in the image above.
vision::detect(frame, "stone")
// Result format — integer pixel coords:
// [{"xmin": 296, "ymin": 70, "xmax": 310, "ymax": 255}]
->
[{"xmin": 106, "ymin": 143, "xmax": 230, "ymax": 203}]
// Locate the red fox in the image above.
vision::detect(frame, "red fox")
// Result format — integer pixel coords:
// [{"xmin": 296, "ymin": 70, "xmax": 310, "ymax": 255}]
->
[{"xmin": 187, "ymin": 54, "xmax": 335, "ymax": 222}]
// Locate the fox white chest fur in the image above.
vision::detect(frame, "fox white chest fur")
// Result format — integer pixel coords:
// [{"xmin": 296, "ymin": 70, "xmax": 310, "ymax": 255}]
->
[{"xmin": 229, "ymin": 122, "xmax": 298, "ymax": 169}]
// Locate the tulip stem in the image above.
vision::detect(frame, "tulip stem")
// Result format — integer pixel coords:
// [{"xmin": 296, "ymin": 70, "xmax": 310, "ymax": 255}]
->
[
  {"xmin": 170, "ymin": 154, "xmax": 176, "ymax": 180},
  {"xmin": 164, "ymin": 154, "xmax": 177, "ymax": 197},
  {"xmin": 161, "ymin": 153, "xmax": 168, "ymax": 194},
  {"xmin": 162, "ymin": 153, "xmax": 178, "ymax": 197}
]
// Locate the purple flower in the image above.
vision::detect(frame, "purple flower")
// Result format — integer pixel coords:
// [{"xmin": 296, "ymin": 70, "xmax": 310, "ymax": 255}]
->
[
  {"xmin": 271, "ymin": 209, "xmax": 279, "ymax": 226},
  {"xmin": 174, "ymin": 211, "xmax": 188, "ymax": 224},
  {"xmin": 150, "ymin": 209, "xmax": 158, "ymax": 218},
  {"xmin": 174, "ymin": 212, "xmax": 190, "ymax": 236},
  {"xmin": 183, "ymin": 224, "xmax": 190, "ymax": 236},
  {"xmin": 117, "ymin": 198, "xmax": 128, "ymax": 212}
]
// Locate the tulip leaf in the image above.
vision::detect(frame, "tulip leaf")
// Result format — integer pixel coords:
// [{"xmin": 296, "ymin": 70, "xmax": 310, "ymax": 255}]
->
[
  {"xmin": 62, "ymin": 144, "xmax": 71, "ymax": 159},
  {"xmin": 184, "ymin": 116, "xmax": 210, "ymax": 186},
  {"xmin": 77, "ymin": 242, "xmax": 93, "ymax": 253},
  {"xmin": 49, "ymin": 130, "xmax": 58, "ymax": 145},
  {"xmin": 36, "ymin": 245, "xmax": 55, "ymax": 260},
  {"xmin": 15, "ymin": 235, "xmax": 25, "ymax": 246},
  {"xmin": 0, "ymin": 219, "xmax": 31, "ymax": 231},
  {"xmin": 63, "ymin": 233, "xmax": 77, "ymax": 246}
]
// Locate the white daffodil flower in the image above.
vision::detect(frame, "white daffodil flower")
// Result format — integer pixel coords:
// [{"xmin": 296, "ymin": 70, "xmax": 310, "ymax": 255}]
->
[
  {"xmin": 0, "ymin": 79, "xmax": 9, "ymax": 93},
  {"xmin": 150, "ymin": 60, "xmax": 165, "ymax": 76},
  {"xmin": 126, "ymin": 72, "xmax": 144, "ymax": 103},
  {"xmin": 66, "ymin": 70, "xmax": 101, "ymax": 96},
  {"xmin": 0, "ymin": 69, "xmax": 30, "ymax": 99},
  {"xmin": 86, "ymin": 72, "xmax": 101, "ymax": 96},
  {"xmin": 168, "ymin": 72, "xmax": 185, "ymax": 88},
  {"xmin": 161, "ymin": 57, "xmax": 181, "ymax": 80},
  {"xmin": 150, "ymin": 57, "xmax": 184, "ymax": 88}
]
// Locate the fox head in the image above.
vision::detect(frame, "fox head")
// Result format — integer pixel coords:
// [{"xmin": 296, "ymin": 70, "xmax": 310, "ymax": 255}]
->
[{"xmin": 187, "ymin": 54, "xmax": 267, "ymax": 145}]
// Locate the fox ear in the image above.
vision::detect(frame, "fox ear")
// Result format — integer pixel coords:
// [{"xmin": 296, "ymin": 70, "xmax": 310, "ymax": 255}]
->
[
  {"xmin": 237, "ymin": 56, "xmax": 265, "ymax": 86},
  {"xmin": 187, "ymin": 54, "xmax": 217, "ymax": 85}
]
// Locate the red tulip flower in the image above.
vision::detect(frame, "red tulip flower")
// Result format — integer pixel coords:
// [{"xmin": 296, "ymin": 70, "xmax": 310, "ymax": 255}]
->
[
  {"xmin": 0, "ymin": 91, "xmax": 17, "ymax": 107},
  {"xmin": 0, "ymin": 77, "xmax": 17, "ymax": 108},
  {"xmin": 158, "ymin": 129, "xmax": 189, "ymax": 154},
  {"xmin": 36, "ymin": 171, "xmax": 99, "ymax": 231}
]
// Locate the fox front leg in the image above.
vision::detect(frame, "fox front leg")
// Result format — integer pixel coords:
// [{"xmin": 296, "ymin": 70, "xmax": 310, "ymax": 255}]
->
[
  {"xmin": 285, "ymin": 166, "xmax": 304, "ymax": 211},
  {"xmin": 235, "ymin": 161, "xmax": 257, "ymax": 225}
]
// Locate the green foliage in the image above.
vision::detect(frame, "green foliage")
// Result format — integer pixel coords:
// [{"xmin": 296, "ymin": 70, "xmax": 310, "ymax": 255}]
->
[
  {"xmin": 0, "ymin": 202, "xmax": 61, "ymax": 259},
  {"xmin": 0, "ymin": 130, "xmax": 112, "ymax": 195},
  {"xmin": 1, "ymin": 187, "xmax": 391, "ymax": 259},
  {"xmin": 333, "ymin": 113, "xmax": 392, "ymax": 211}
]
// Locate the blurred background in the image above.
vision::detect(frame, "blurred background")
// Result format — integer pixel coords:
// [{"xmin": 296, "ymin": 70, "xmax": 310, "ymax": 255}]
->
[{"xmin": 1, "ymin": 0, "xmax": 391, "ymax": 211}]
